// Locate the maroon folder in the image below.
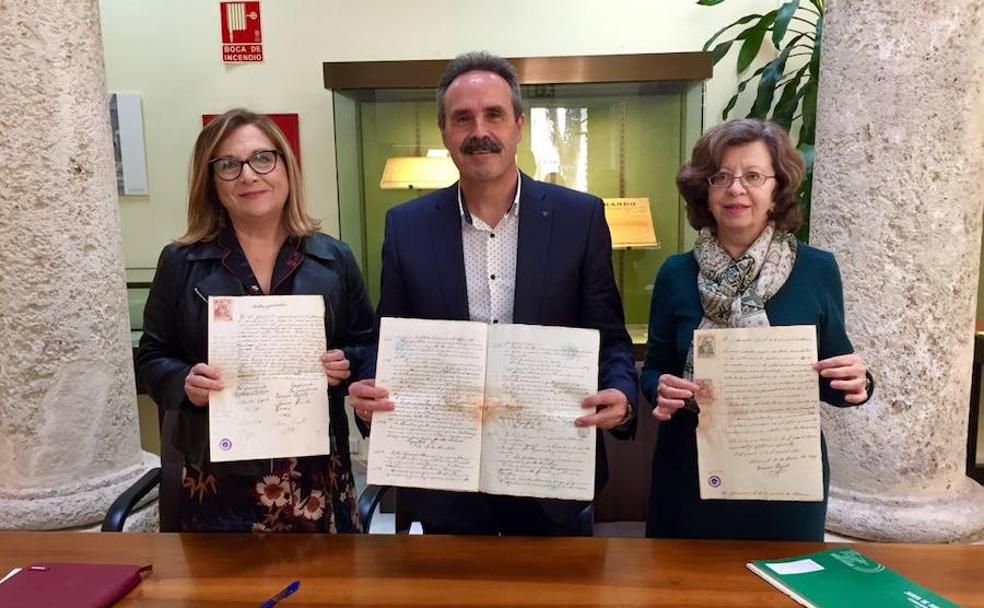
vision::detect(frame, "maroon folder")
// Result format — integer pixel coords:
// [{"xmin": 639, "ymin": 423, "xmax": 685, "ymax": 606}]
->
[{"xmin": 0, "ymin": 562, "xmax": 152, "ymax": 607}]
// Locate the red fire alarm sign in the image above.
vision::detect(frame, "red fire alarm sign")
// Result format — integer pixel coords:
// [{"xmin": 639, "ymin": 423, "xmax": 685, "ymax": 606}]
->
[{"xmin": 220, "ymin": 2, "xmax": 263, "ymax": 63}]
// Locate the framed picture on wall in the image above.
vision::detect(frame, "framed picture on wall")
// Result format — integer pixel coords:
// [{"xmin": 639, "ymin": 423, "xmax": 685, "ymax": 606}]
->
[
  {"xmin": 110, "ymin": 93, "xmax": 149, "ymax": 195},
  {"xmin": 202, "ymin": 113, "xmax": 300, "ymax": 167}
]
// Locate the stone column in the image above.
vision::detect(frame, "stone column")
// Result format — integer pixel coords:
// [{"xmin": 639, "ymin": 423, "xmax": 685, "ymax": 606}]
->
[
  {"xmin": 811, "ymin": 0, "xmax": 984, "ymax": 541},
  {"xmin": 0, "ymin": 0, "xmax": 158, "ymax": 530}
]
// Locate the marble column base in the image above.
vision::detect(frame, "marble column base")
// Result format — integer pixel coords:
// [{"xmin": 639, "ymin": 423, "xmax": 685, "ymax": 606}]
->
[
  {"xmin": 0, "ymin": 451, "xmax": 159, "ymax": 530},
  {"xmin": 828, "ymin": 477, "xmax": 984, "ymax": 543}
]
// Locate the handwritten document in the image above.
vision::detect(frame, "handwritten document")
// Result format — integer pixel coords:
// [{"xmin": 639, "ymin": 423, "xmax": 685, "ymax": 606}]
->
[
  {"xmin": 693, "ymin": 325, "xmax": 822, "ymax": 501},
  {"xmin": 367, "ymin": 317, "xmax": 598, "ymax": 500},
  {"xmin": 369, "ymin": 319, "xmax": 487, "ymax": 492},
  {"xmin": 208, "ymin": 295, "xmax": 329, "ymax": 463}
]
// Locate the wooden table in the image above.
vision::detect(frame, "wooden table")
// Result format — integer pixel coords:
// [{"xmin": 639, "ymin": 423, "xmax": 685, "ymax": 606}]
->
[{"xmin": 1, "ymin": 532, "xmax": 982, "ymax": 606}]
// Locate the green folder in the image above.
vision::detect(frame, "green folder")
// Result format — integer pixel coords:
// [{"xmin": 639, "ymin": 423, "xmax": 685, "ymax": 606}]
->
[{"xmin": 747, "ymin": 547, "xmax": 960, "ymax": 607}]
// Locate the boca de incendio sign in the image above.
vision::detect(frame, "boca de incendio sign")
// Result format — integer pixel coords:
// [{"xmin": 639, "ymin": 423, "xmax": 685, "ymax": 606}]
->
[{"xmin": 220, "ymin": 2, "xmax": 263, "ymax": 63}]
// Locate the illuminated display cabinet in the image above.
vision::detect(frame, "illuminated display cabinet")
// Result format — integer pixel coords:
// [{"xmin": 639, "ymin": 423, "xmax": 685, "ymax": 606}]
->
[{"xmin": 325, "ymin": 53, "xmax": 711, "ymax": 341}]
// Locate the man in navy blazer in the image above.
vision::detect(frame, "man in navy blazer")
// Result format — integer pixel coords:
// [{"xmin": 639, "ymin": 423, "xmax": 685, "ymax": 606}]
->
[{"xmin": 350, "ymin": 51, "xmax": 637, "ymax": 535}]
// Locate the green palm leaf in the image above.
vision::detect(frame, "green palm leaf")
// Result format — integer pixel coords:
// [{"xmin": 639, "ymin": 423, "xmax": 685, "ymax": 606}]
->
[
  {"xmin": 798, "ymin": 143, "xmax": 815, "ymax": 173},
  {"xmin": 736, "ymin": 11, "xmax": 779, "ymax": 73},
  {"xmin": 702, "ymin": 13, "xmax": 769, "ymax": 55},
  {"xmin": 772, "ymin": 65, "xmax": 810, "ymax": 130},
  {"xmin": 772, "ymin": 0, "xmax": 801, "ymax": 46},
  {"xmin": 721, "ymin": 62, "xmax": 770, "ymax": 119},
  {"xmin": 799, "ymin": 18, "xmax": 822, "ymax": 145},
  {"xmin": 750, "ymin": 33, "xmax": 807, "ymax": 118}
]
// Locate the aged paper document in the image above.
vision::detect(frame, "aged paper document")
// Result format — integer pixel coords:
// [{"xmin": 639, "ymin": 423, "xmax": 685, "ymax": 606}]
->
[
  {"xmin": 368, "ymin": 318, "xmax": 487, "ymax": 492},
  {"xmin": 481, "ymin": 324, "xmax": 598, "ymax": 500},
  {"xmin": 602, "ymin": 197, "xmax": 660, "ymax": 248},
  {"xmin": 693, "ymin": 325, "xmax": 822, "ymax": 501},
  {"xmin": 208, "ymin": 295, "xmax": 329, "ymax": 463},
  {"xmin": 367, "ymin": 317, "xmax": 598, "ymax": 500}
]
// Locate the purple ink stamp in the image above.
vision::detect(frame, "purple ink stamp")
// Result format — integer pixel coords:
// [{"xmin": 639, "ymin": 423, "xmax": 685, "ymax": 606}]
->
[
  {"xmin": 708, "ymin": 475, "xmax": 722, "ymax": 488},
  {"xmin": 219, "ymin": 438, "xmax": 232, "ymax": 451}
]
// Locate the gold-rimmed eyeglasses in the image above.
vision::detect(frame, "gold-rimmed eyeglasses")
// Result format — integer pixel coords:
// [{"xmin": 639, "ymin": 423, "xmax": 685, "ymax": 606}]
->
[{"xmin": 706, "ymin": 171, "xmax": 775, "ymax": 189}]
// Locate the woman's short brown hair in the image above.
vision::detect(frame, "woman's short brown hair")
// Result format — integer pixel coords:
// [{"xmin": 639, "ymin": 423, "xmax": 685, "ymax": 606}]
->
[
  {"xmin": 677, "ymin": 118, "xmax": 805, "ymax": 233},
  {"xmin": 176, "ymin": 108, "xmax": 319, "ymax": 244}
]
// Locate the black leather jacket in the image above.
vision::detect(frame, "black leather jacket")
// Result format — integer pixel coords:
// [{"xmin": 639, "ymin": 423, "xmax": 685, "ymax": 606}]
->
[{"xmin": 136, "ymin": 233, "xmax": 375, "ymax": 474}]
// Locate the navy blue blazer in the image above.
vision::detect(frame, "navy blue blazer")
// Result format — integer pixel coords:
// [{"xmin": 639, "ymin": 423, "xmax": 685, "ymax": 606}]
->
[
  {"xmin": 360, "ymin": 173, "xmax": 637, "ymax": 410},
  {"xmin": 358, "ymin": 174, "xmax": 636, "ymax": 509}
]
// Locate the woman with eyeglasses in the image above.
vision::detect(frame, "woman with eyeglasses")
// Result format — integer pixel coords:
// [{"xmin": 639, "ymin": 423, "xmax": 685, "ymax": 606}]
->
[
  {"xmin": 641, "ymin": 118, "xmax": 873, "ymax": 541},
  {"xmin": 137, "ymin": 108, "xmax": 374, "ymax": 532}
]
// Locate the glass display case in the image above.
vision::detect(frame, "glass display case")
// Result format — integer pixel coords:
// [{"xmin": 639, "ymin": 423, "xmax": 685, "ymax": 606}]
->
[{"xmin": 326, "ymin": 53, "xmax": 711, "ymax": 340}]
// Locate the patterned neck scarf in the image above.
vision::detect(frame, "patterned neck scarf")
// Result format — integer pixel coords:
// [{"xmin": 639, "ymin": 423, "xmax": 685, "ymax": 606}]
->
[{"xmin": 681, "ymin": 224, "xmax": 798, "ymax": 407}]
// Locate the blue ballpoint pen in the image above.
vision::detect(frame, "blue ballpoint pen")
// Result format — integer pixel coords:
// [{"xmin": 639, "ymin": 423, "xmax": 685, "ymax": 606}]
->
[{"xmin": 258, "ymin": 580, "xmax": 300, "ymax": 608}]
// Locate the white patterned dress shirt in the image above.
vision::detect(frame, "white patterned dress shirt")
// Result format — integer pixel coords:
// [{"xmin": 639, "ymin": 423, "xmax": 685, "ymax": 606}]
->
[{"xmin": 458, "ymin": 174, "xmax": 521, "ymax": 325}]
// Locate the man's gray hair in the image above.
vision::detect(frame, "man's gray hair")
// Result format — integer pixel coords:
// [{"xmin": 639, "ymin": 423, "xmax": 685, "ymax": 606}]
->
[{"xmin": 436, "ymin": 51, "xmax": 524, "ymax": 127}]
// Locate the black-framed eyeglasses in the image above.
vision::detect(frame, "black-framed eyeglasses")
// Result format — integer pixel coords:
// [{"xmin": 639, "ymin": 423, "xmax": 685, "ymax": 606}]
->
[
  {"xmin": 209, "ymin": 149, "xmax": 281, "ymax": 181},
  {"xmin": 706, "ymin": 171, "xmax": 775, "ymax": 189}
]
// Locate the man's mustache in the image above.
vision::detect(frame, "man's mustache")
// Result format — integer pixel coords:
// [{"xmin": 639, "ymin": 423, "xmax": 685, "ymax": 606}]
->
[{"xmin": 461, "ymin": 137, "xmax": 503, "ymax": 154}]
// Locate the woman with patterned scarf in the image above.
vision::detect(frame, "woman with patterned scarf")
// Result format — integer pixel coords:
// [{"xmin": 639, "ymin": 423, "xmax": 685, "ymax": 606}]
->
[{"xmin": 641, "ymin": 118, "xmax": 873, "ymax": 541}]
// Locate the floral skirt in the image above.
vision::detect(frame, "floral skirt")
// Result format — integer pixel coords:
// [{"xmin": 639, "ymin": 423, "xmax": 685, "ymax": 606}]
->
[{"xmin": 178, "ymin": 453, "xmax": 362, "ymax": 533}]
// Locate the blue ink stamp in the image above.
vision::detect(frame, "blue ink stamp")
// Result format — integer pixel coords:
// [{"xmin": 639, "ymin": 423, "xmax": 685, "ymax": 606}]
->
[
  {"xmin": 708, "ymin": 474, "xmax": 722, "ymax": 488},
  {"xmin": 219, "ymin": 438, "xmax": 232, "ymax": 451}
]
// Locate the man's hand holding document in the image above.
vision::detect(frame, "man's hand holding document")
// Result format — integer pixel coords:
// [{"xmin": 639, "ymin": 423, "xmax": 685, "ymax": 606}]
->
[
  {"xmin": 367, "ymin": 317, "xmax": 599, "ymax": 501},
  {"xmin": 693, "ymin": 325, "xmax": 823, "ymax": 501}
]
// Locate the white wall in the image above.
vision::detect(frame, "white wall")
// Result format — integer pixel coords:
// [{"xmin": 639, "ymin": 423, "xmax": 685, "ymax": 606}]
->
[{"xmin": 100, "ymin": 0, "xmax": 778, "ymax": 267}]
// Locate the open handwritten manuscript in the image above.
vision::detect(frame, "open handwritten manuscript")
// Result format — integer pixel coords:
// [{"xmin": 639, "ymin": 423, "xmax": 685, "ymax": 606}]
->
[
  {"xmin": 367, "ymin": 317, "xmax": 599, "ymax": 501},
  {"xmin": 693, "ymin": 325, "xmax": 822, "ymax": 501},
  {"xmin": 208, "ymin": 295, "xmax": 330, "ymax": 463}
]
